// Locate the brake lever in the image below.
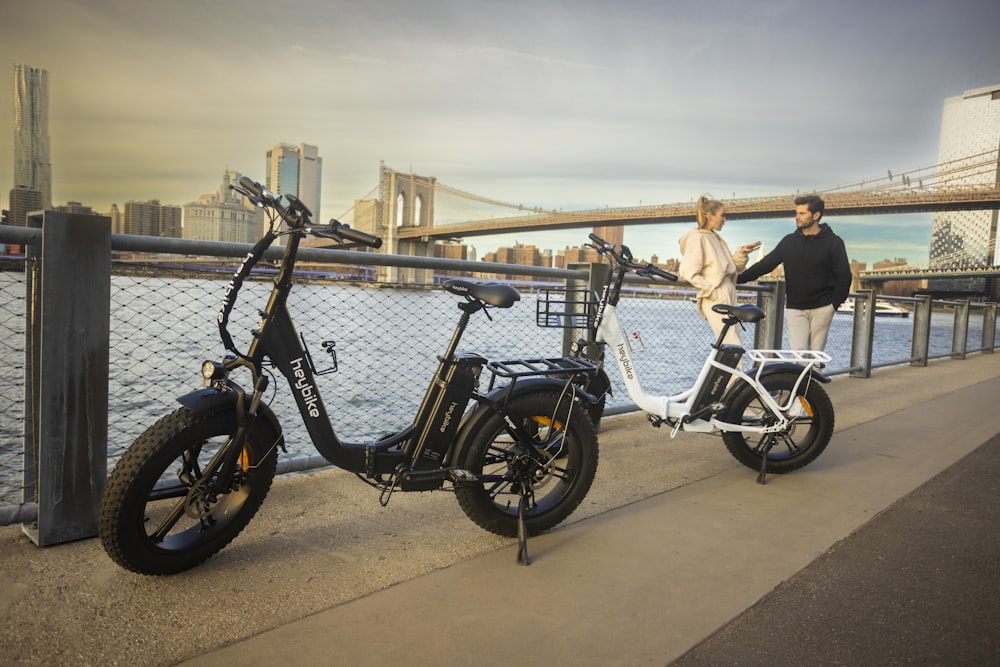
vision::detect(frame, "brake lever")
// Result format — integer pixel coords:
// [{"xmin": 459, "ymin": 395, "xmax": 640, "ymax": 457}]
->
[{"xmin": 310, "ymin": 227, "xmax": 345, "ymax": 243}]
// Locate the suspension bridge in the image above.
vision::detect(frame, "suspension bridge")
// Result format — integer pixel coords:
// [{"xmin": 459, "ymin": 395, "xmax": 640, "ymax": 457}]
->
[
  {"xmin": 331, "ymin": 151, "xmax": 1000, "ymax": 287},
  {"xmin": 337, "ymin": 150, "xmax": 1000, "ymax": 239}
]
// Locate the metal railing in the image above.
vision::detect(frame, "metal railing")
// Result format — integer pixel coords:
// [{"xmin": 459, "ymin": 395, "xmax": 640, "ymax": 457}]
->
[{"xmin": 1, "ymin": 212, "xmax": 997, "ymax": 543}]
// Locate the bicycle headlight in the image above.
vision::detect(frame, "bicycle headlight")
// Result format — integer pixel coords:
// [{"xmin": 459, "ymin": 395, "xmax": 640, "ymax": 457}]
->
[{"xmin": 201, "ymin": 360, "xmax": 225, "ymax": 386}]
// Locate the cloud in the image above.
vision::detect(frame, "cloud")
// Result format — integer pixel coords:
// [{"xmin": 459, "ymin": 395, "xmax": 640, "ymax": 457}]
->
[{"xmin": 1, "ymin": 0, "xmax": 997, "ymax": 267}]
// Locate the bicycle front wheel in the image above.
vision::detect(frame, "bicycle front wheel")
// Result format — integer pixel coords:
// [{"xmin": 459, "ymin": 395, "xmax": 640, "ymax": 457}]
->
[
  {"xmin": 455, "ymin": 389, "xmax": 599, "ymax": 537},
  {"xmin": 99, "ymin": 407, "xmax": 280, "ymax": 575},
  {"xmin": 720, "ymin": 372, "xmax": 834, "ymax": 475}
]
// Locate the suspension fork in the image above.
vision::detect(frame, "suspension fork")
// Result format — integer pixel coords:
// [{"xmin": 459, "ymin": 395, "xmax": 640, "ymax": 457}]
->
[{"xmin": 195, "ymin": 374, "xmax": 270, "ymax": 493}]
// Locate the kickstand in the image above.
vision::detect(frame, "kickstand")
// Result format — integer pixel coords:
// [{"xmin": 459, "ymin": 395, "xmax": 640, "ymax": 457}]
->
[
  {"xmin": 516, "ymin": 484, "xmax": 531, "ymax": 565},
  {"xmin": 757, "ymin": 435, "xmax": 775, "ymax": 485}
]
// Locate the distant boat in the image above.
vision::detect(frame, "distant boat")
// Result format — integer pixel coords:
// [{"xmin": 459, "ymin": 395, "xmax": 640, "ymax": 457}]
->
[{"xmin": 836, "ymin": 300, "xmax": 909, "ymax": 318}]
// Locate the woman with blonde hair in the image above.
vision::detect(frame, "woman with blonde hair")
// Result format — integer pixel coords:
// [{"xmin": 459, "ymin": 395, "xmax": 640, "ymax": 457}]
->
[{"xmin": 678, "ymin": 195, "xmax": 760, "ymax": 346}]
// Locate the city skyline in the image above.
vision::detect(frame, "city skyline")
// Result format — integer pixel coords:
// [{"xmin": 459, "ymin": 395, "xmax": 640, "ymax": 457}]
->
[{"xmin": 2, "ymin": 1, "xmax": 999, "ymax": 266}]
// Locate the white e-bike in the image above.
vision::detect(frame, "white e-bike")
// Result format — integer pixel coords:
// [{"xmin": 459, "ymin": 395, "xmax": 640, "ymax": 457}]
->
[{"xmin": 557, "ymin": 233, "xmax": 835, "ymax": 484}]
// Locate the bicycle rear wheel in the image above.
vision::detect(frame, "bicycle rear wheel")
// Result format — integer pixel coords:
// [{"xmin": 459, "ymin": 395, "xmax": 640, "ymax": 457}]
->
[
  {"xmin": 455, "ymin": 389, "xmax": 598, "ymax": 537},
  {"xmin": 720, "ymin": 372, "xmax": 834, "ymax": 474}
]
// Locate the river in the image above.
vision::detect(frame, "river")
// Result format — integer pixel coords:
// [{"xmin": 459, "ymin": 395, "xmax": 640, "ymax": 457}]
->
[{"xmin": 0, "ymin": 272, "xmax": 995, "ymax": 504}]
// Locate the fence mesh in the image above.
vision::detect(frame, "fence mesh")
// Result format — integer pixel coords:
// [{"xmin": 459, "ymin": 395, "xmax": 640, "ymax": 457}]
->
[
  {"xmin": 0, "ymin": 271, "xmax": 27, "ymax": 507},
  {"xmin": 2, "ymin": 257, "xmax": 999, "ymax": 524}
]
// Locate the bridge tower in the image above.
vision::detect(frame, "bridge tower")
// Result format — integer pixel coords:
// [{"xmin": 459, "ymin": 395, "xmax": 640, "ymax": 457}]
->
[{"xmin": 375, "ymin": 163, "xmax": 437, "ymax": 284}]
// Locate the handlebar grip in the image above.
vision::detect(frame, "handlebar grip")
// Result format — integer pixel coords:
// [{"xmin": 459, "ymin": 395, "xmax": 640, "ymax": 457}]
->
[
  {"xmin": 649, "ymin": 265, "xmax": 678, "ymax": 282},
  {"xmin": 330, "ymin": 221, "xmax": 383, "ymax": 248},
  {"xmin": 588, "ymin": 232, "xmax": 609, "ymax": 248},
  {"xmin": 239, "ymin": 176, "xmax": 263, "ymax": 198}
]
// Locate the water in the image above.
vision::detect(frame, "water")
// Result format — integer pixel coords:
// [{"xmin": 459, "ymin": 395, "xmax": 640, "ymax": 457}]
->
[{"xmin": 1, "ymin": 272, "xmax": 995, "ymax": 504}]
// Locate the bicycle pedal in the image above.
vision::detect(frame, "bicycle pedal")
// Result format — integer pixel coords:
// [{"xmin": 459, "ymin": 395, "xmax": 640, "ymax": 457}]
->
[
  {"xmin": 647, "ymin": 415, "xmax": 664, "ymax": 428},
  {"xmin": 449, "ymin": 469, "xmax": 478, "ymax": 483}
]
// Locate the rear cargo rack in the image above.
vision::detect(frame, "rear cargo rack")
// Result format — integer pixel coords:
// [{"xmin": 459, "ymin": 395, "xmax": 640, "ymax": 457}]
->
[{"xmin": 486, "ymin": 356, "xmax": 598, "ymax": 391}]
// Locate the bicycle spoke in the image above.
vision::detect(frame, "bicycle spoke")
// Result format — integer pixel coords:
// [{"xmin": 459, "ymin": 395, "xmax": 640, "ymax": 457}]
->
[{"xmin": 148, "ymin": 496, "xmax": 191, "ymax": 542}]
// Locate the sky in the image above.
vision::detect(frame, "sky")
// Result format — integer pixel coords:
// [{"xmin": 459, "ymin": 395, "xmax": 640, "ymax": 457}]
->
[{"xmin": 1, "ymin": 0, "xmax": 998, "ymax": 267}]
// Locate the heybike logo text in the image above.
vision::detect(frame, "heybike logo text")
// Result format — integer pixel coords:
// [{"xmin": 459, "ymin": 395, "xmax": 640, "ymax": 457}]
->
[
  {"xmin": 439, "ymin": 401, "xmax": 459, "ymax": 433},
  {"xmin": 290, "ymin": 357, "xmax": 321, "ymax": 417},
  {"xmin": 617, "ymin": 342, "xmax": 634, "ymax": 380}
]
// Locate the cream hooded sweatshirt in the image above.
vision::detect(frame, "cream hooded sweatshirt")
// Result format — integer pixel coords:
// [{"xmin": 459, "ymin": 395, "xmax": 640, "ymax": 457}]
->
[{"xmin": 678, "ymin": 228, "xmax": 749, "ymax": 319}]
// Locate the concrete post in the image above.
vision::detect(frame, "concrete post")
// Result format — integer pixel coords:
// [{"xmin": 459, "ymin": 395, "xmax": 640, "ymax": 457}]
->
[
  {"xmin": 850, "ymin": 290, "xmax": 875, "ymax": 378},
  {"xmin": 910, "ymin": 294, "xmax": 932, "ymax": 366},
  {"xmin": 980, "ymin": 302, "xmax": 996, "ymax": 353},
  {"xmin": 951, "ymin": 299, "xmax": 970, "ymax": 360},
  {"xmin": 564, "ymin": 262, "xmax": 608, "ymax": 358},
  {"xmin": 22, "ymin": 211, "xmax": 111, "ymax": 546},
  {"xmin": 754, "ymin": 281, "xmax": 785, "ymax": 350}
]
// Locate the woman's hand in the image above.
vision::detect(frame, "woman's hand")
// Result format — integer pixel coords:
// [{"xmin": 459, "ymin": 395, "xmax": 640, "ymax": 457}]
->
[{"xmin": 738, "ymin": 241, "xmax": 761, "ymax": 255}]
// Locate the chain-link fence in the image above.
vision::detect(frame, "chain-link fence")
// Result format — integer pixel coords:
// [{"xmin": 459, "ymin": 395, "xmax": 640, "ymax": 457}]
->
[
  {"xmin": 0, "ymin": 269, "xmax": 28, "ymax": 509},
  {"xmin": 2, "ymin": 224, "xmax": 999, "ymax": 528}
]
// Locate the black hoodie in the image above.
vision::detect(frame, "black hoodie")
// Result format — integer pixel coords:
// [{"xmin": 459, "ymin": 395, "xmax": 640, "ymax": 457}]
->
[{"xmin": 737, "ymin": 223, "xmax": 852, "ymax": 310}]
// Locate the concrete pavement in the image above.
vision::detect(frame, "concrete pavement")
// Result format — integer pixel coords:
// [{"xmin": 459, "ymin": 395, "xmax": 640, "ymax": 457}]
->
[
  {"xmin": 179, "ymin": 355, "xmax": 1000, "ymax": 667},
  {"xmin": 2, "ymin": 352, "xmax": 1000, "ymax": 666}
]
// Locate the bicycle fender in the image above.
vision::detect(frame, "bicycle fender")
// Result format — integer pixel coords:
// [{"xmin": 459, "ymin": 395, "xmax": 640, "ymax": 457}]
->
[
  {"xmin": 176, "ymin": 388, "xmax": 285, "ymax": 446},
  {"xmin": 583, "ymin": 367, "xmax": 613, "ymax": 399},
  {"xmin": 447, "ymin": 379, "xmax": 595, "ymax": 466},
  {"xmin": 747, "ymin": 362, "xmax": 831, "ymax": 384}
]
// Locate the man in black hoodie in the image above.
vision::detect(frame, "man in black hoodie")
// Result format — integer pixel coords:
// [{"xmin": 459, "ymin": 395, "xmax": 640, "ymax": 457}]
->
[{"xmin": 737, "ymin": 195, "xmax": 851, "ymax": 351}]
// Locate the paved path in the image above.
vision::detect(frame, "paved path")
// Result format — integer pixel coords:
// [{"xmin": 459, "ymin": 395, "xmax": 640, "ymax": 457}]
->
[
  {"xmin": 178, "ymin": 359, "xmax": 1000, "ymax": 667},
  {"xmin": 2, "ymin": 353, "xmax": 999, "ymax": 666}
]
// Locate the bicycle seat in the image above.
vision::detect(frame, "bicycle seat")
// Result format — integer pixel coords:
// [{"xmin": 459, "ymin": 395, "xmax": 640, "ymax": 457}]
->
[
  {"xmin": 711, "ymin": 303, "xmax": 764, "ymax": 323},
  {"xmin": 443, "ymin": 280, "xmax": 521, "ymax": 308}
]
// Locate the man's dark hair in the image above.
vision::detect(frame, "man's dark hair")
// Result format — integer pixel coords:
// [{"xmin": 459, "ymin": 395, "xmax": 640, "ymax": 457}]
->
[{"xmin": 794, "ymin": 194, "xmax": 825, "ymax": 218}]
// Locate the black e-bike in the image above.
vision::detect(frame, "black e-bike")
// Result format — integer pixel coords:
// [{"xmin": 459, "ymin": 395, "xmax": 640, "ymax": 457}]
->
[{"xmin": 99, "ymin": 177, "xmax": 599, "ymax": 574}]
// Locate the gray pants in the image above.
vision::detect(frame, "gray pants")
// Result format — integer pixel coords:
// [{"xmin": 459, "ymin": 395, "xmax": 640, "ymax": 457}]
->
[{"xmin": 786, "ymin": 305, "xmax": 835, "ymax": 351}]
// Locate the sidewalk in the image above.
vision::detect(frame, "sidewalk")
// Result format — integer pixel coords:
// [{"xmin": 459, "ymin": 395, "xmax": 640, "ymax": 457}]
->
[{"xmin": 3, "ymin": 353, "xmax": 1000, "ymax": 666}]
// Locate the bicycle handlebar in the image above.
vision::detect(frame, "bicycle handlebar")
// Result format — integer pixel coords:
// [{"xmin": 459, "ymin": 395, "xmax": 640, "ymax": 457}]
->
[
  {"xmin": 587, "ymin": 233, "xmax": 678, "ymax": 282},
  {"xmin": 217, "ymin": 177, "xmax": 385, "ymax": 355},
  {"xmin": 316, "ymin": 220, "xmax": 383, "ymax": 249}
]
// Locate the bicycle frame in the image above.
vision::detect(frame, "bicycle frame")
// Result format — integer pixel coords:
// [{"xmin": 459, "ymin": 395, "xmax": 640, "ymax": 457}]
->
[
  {"xmin": 594, "ymin": 300, "xmax": 829, "ymax": 435},
  {"xmin": 582, "ymin": 233, "xmax": 830, "ymax": 437},
  {"xmin": 192, "ymin": 179, "xmax": 598, "ymax": 491},
  {"xmin": 99, "ymin": 177, "xmax": 603, "ymax": 573}
]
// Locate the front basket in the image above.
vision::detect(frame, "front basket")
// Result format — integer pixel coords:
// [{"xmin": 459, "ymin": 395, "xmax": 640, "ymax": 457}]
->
[{"xmin": 535, "ymin": 288, "xmax": 598, "ymax": 329}]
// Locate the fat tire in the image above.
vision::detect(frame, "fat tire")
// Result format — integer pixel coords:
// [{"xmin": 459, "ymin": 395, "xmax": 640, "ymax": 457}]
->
[
  {"xmin": 721, "ymin": 372, "xmax": 834, "ymax": 474},
  {"xmin": 99, "ymin": 406, "xmax": 279, "ymax": 575},
  {"xmin": 454, "ymin": 390, "xmax": 598, "ymax": 537}
]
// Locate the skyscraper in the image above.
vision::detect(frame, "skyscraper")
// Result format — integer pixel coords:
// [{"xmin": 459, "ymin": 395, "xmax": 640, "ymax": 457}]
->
[
  {"xmin": 928, "ymin": 84, "xmax": 1000, "ymax": 270},
  {"xmin": 265, "ymin": 143, "xmax": 322, "ymax": 221},
  {"xmin": 13, "ymin": 64, "xmax": 52, "ymax": 210},
  {"xmin": 124, "ymin": 200, "xmax": 181, "ymax": 238}
]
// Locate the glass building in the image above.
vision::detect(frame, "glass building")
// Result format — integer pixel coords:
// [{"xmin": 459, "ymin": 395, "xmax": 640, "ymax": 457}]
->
[
  {"xmin": 929, "ymin": 84, "xmax": 1000, "ymax": 270},
  {"xmin": 13, "ymin": 63, "xmax": 52, "ymax": 210},
  {"xmin": 927, "ymin": 84, "xmax": 1000, "ymax": 295},
  {"xmin": 265, "ymin": 143, "xmax": 323, "ymax": 221}
]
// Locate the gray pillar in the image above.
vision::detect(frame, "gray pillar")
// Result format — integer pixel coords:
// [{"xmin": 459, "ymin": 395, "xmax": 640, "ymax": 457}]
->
[
  {"xmin": 754, "ymin": 281, "xmax": 785, "ymax": 350},
  {"xmin": 951, "ymin": 299, "xmax": 970, "ymax": 360},
  {"xmin": 980, "ymin": 302, "xmax": 996, "ymax": 354},
  {"xmin": 564, "ymin": 262, "xmax": 608, "ymax": 358},
  {"xmin": 910, "ymin": 294, "xmax": 932, "ymax": 366},
  {"xmin": 849, "ymin": 290, "xmax": 875, "ymax": 378},
  {"xmin": 22, "ymin": 211, "xmax": 111, "ymax": 546}
]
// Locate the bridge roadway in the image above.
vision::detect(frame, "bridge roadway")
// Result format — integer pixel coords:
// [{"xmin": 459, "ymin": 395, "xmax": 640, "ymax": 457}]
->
[
  {"xmin": 397, "ymin": 186, "xmax": 1000, "ymax": 239},
  {"xmin": 3, "ymin": 352, "xmax": 1000, "ymax": 665}
]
